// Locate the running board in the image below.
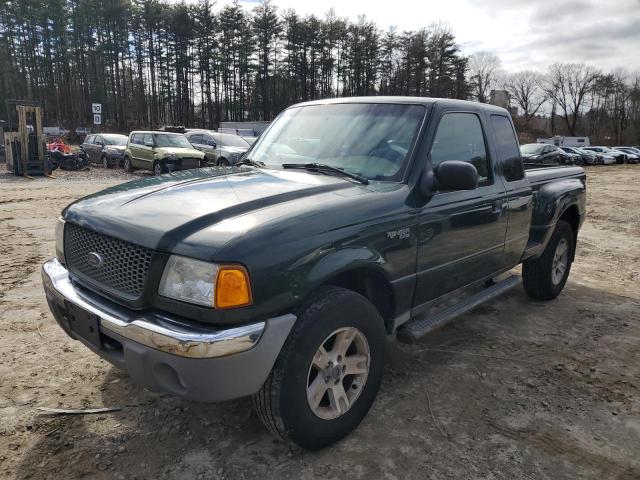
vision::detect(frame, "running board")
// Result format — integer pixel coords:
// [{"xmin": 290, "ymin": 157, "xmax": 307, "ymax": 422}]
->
[{"xmin": 396, "ymin": 275, "xmax": 521, "ymax": 344}]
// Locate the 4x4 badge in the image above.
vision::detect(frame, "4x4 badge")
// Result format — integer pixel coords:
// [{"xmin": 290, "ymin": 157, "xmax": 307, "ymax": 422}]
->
[{"xmin": 387, "ymin": 228, "xmax": 411, "ymax": 240}]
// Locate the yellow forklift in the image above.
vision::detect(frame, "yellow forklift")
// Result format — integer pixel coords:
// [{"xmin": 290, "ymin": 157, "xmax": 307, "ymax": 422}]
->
[{"xmin": 4, "ymin": 100, "xmax": 49, "ymax": 177}]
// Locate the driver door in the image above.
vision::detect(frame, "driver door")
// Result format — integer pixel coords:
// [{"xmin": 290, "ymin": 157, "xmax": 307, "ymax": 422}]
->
[{"xmin": 413, "ymin": 109, "xmax": 508, "ymax": 307}]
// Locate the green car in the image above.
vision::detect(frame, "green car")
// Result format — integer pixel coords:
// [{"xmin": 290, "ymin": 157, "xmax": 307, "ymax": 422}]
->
[{"xmin": 123, "ymin": 131, "xmax": 206, "ymax": 175}]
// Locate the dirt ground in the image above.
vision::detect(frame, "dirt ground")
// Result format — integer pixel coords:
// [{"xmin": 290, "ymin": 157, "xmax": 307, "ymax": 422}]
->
[{"xmin": 0, "ymin": 164, "xmax": 638, "ymax": 480}]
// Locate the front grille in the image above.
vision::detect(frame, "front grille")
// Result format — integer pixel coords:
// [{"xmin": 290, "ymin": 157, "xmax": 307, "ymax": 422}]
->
[{"xmin": 64, "ymin": 223, "xmax": 153, "ymax": 299}]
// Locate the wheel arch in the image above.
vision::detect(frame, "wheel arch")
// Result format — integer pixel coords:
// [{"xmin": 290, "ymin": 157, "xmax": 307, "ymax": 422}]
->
[
  {"xmin": 315, "ymin": 266, "xmax": 396, "ymax": 334},
  {"xmin": 558, "ymin": 204, "xmax": 580, "ymax": 261}
]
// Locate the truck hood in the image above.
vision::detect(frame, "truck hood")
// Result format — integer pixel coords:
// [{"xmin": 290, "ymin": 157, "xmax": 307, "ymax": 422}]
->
[
  {"xmin": 155, "ymin": 147, "xmax": 203, "ymax": 158},
  {"xmin": 63, "ymin": 167, "xmax": 357, "ymax": 255}
]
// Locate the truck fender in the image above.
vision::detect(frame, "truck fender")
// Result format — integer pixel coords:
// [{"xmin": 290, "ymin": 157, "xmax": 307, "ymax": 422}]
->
[
  {"xmin": 528, "ymin": 178, "xmax": 585, "ymax": 257},
  {"xmin": 304, "ymin": 247, "xmax": 387, "ymax": 288}
]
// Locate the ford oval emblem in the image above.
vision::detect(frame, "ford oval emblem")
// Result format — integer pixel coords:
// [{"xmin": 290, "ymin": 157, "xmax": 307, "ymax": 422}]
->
[{"xmin": 86, "ymin": 252, "xmax": 104, "ymax": 268}]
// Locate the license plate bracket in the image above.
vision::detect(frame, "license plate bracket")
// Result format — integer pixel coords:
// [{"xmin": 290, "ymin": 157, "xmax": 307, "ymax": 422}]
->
[{"xmin": 65, "ymin": 302, "xmax": 102, "ymax": 349}]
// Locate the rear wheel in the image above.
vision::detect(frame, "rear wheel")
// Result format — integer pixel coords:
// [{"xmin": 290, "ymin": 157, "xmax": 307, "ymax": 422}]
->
[
  {"xmin": 218, "ymin": 157, "xmax": 229, "ymax": 166},
  {"xmin": 523, "ymin": 220, "xmax": 575, "ymax": 300},
  {"xmin": 253, "ymin": 286, "xmax": 385, "ymax": 450}
]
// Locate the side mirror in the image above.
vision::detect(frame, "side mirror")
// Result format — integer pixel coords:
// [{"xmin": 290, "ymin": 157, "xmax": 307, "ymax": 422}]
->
[
  {"xmin": 420, "ymin": 160, "xmax": 478, "ymax": 195},
  {"xmin": 208, "ymin": 140, "xmax": 216, "ymax": 147}
]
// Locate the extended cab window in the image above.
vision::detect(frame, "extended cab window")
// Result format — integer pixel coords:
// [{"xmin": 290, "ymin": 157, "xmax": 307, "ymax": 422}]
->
[
  {"xmin": 490, "ymin": 115, "xmax": 524, "ymax": 182},
  {"xmin": 430, "ymin": 113, "xmax": 490, "ymax": 185}
]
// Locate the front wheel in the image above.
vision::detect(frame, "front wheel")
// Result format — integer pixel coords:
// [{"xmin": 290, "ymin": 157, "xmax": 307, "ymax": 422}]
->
[
  {"xmin": 123, "ymin": 156, "xmax": 133, "ymax": 173},
  {"xmin": 253, "ymin": 286, "xmax": 386, "ymax": 450},
  {"xmin": 217, "ymin": 158, "xmax": 229, "ymax": 166},
  {"xmin": 523, "ymin": 220, "xmax": 575, "ymax": 300},
  {"xmin": 152, "ymin": 160, "xmax": 163, "ymax": 176}
]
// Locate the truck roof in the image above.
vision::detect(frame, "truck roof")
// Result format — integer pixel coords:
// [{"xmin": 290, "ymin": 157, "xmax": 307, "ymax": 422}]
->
[{"xmin": 291, "ymin": 96, "xmax": 510, "ymax": 115}]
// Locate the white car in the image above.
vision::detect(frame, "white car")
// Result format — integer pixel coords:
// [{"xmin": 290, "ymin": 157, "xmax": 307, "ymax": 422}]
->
[
  {"xmin": 582, "ymin": 147, "xmax": 624, "ymax": 164},
  {"xmin": 612, "ymin": 147, "xmax": 640, "ymax": 164}
]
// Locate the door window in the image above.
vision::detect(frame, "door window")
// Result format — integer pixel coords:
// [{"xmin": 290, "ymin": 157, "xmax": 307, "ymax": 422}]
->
[
  {"xmin": 131, "ymin": 134, "xmax": 142, "ymax": 145},
  {"xmin": 430, "ymin": 113, "xmax": 490, "ymax": 185},
  {"xmin": 190, "ymin": 134, "xmax": 202, "ymax": 145},
  {"xmin": 143, "ymin": 134, "xmax": 153, "ymax": 147},
  {"xmin": 490, "ymin": 115, "xmax": 524, "ymax": 182},
  {"xmin": 85, "ymin": 135, "xmax": 94, "ymax": 145}
]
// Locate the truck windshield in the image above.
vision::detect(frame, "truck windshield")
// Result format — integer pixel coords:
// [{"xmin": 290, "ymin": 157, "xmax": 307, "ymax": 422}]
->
[
  {"xmin": 249, "ymin": 103, "xmax": 426, "ymax": 181},
  {"xmin": 153, "ymin": 134, "xmax": 192, "ymax": 149}
]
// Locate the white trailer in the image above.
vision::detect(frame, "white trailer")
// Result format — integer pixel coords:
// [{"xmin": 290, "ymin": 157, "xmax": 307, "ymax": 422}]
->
[{"xmin": 537, "ymin": 136, "xmax": 590, "ymax": 147}]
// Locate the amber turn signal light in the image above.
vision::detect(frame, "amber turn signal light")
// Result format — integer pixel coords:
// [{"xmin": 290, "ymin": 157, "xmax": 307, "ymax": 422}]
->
[{"xmin": 215, "ymin": 265, "xmax": 252, "ymax": 309}]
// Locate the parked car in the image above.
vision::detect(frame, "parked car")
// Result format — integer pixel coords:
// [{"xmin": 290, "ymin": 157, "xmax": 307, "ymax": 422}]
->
[
  {"xmin": 81, "ymin": 134, "xmax": 129, "ymax": 168},
  {"xmin": 43, "ymin": 98, "xmax": 586, "ymax": 450},
  {"xmin": 561, "ymin": 146, "xmax": 598, "ymax": 165},
  {"xmin": 520, "ymin": 143, "xmax": 565, "ymax": 165},
  {"xmin": 184, "ymin": 130, "xmax": 250, "ymax": 166},
  {"xmin": 582, "ymin": 146, "xmax": 627, "ymax": 164},
  {"xmin": 612, "ymin": 147, "xmax": 640, "ymax": 164},
  {"xmin": 123, "ymin": 131, "xmax": 206, "ymax": 175}
]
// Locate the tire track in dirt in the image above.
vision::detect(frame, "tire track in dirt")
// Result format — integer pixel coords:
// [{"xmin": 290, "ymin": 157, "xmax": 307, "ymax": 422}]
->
[{"xmin": 0, "ymin": 219, "xmax": 46, "ymax": 300}]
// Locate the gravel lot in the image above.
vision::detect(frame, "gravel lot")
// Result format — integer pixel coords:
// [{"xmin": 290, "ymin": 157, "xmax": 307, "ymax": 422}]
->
[{"xmin": 0, "ymin": 164, "xmax": 639, "ymax": 479}]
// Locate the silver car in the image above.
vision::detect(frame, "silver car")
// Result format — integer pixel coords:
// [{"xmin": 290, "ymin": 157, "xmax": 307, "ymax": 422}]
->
[{"xmin": 185, "ymin": 130, "xmax": 250, "ymax": 166}]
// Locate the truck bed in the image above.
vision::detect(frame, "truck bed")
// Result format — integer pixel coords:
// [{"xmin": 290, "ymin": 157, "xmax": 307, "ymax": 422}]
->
[{"xmin": 525, "ymin": 165, "xmax": 586, "ymax": 191}]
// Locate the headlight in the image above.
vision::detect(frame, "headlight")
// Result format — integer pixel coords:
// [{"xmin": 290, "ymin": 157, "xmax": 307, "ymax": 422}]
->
[
  {"xmin": 158, "ymin": 255, "xmax": 252, "ymax": 309},
  {"xmin": 55, "ymin": 217, "xmax": 65, "ymax": 263}
]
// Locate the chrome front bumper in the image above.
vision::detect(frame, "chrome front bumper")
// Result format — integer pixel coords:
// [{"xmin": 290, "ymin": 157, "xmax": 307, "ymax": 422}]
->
[
  {"xmin": 42, "ymin": 258, "xmax": 263, "ymax": 359},
  {"xmin": 42, "ymin": 258, "xmax": 296, "ymax": 402}
]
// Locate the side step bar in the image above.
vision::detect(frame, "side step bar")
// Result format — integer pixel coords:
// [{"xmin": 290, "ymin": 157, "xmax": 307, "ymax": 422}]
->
[{"xmin": 396, "ymin": 275, "xmax": 521, "ymax": 344}]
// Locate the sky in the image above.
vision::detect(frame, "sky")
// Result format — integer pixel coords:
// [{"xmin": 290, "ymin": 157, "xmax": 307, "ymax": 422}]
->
[{"xmin": 222, "ymin": 0, "xmax": 640, "ymax": 73}]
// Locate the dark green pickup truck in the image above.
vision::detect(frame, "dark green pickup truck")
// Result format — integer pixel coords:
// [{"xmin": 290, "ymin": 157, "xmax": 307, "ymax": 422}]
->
[{"xmin": 43, "ymin": 97, "xmax": 586, "ymax": 449}]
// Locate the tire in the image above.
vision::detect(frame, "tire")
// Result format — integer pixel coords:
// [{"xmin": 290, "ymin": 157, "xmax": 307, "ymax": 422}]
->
[
  {"xmin": 253, "ymin": 286, "xmax": 386, "ymax": 450},
  {"xmin": 218, "ymin": 158, "xmax": 229, "ymax": 166},
  {"xmin": 123, "ymin": 156, "xmax": 133, "ymax": 173},
  {"xmin": 102, "ymin": 155, "xmax": 110, "ymax": 169},
  {"xmin": 153, "ymin": 160, "xmax": 162, "ymax": 176},
  {"xmin": 523, "ymin": 220, "xmax": 575, "ymax": 300}
]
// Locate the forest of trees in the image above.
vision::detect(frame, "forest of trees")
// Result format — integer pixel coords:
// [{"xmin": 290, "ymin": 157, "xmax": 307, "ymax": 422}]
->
[
  {"xmin": 0, "ymin": 0, "xmax": 469, "ymax": 130},
  {"xmin": 1, "ymin": 0, "xmax": 639, "ymax": 144}
]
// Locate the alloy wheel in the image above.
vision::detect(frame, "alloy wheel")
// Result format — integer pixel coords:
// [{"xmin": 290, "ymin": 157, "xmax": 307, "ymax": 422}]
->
[
  {"xmin": 306, "ymin": 327, "xmax": 370, "ymax": 420},
  {"xmin": 551, "ymin": 238, "xmax": 569, "ymax": 285}
]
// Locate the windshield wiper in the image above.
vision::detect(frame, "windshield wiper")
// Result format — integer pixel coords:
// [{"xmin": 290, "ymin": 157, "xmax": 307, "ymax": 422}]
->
[
  {"xmin": 237, "ymin": 158, "xmax": 265, "ymax": 168},
  {"xmin": 281, "ymin": 163, "xmax": 369, "ymax": 185}
]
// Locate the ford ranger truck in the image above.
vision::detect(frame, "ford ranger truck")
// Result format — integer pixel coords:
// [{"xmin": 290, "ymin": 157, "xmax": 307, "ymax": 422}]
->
[{"xmin": 42, "ymin": 97, "xmax": 586, "ymax": 450}]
